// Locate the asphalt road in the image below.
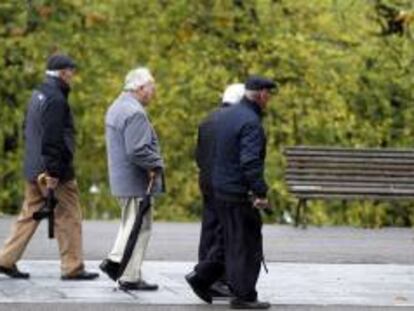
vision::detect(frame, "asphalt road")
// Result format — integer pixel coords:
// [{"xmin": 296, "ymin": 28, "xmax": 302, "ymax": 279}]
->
[{"xmin": 0, "ymin": 217, "xmax": 412, "ymax": 264}]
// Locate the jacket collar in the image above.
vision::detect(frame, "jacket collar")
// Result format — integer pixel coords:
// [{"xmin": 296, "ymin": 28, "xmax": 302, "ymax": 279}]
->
[
  {"xmin": 240, "ymin": 96, "xmax": 263, "ymax": 117},
  {"xmin": 122, "ymin": 92, "xmax": 145, "ymax": 110},
  {"xmin": 220, "ymin": 102, "xmax": 230, "ymax": 108},
  {"xmin": 44, "ymin": 76, "xmax": 71, "ymax": 97}
]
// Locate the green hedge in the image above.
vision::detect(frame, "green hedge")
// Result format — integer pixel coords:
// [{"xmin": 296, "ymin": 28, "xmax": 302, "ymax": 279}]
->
[{"xmin": 1, "ymin": 0, "xmax": 413, "ymax": 227}]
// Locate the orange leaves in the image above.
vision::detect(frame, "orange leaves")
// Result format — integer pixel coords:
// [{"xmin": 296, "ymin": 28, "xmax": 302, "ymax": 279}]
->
[
  {"xmin": 36, "ymin": 5, "xmax": 54, "ymax": 19},
  {"xmin": 84, "ymin": 12, "xmax": 107, "ymax": 29},
  {"xmin": 8, "ymin": 27, "xmax": 25, "ymax": 37}
]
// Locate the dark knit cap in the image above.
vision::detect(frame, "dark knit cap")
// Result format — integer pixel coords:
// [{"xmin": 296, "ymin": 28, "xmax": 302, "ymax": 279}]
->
[{"xmin": 46, "ymin": 54, "xmax": 76, "ymax": 70}]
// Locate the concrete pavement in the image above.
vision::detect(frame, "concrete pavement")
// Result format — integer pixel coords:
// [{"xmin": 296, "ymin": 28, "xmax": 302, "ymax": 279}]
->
[
  {"xmin": 0, "ymin": 261, "xmax": 414, "ymax": 310},
  {"xmin": 0, "ymin": 218, "xmax": 412, "ymax": 310}
]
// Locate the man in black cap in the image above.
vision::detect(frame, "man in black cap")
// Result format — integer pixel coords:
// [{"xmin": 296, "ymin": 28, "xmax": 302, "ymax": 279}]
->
[
  {"xmin": 0, "ymin": 54, "xmax": 99, "ymax": 280},
  {"xmin": 185, "ymin": 75, "xmax": 276, "ymax": 309}
]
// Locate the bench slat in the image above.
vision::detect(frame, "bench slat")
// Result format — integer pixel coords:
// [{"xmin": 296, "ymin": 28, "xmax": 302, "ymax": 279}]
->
[
  {"xmin": 287, "ymin": 181, "xmax": 414, "ymax": 189},
  {"xmin": 286, "ymin": 168, "xmax": 414, "ymax": 177},
  {"xmin": 285, "ymin": 175, "xmax": 414, "ymax": 183},
  {"xmin": 285, "ymin": 147, "xmax": 414, "ymax": 158},
  {"xmin": 287, "ymin": 157, "xmax": 414, "ymax": 165},
  {"xmin": 289, "ymin": 186, "xmax": 414, "ymax": 195},
  {"xmin": 286, "ymin": 152, "xmax": 414, "ymax": 160},
  {"xmin": 293, "ymin": 193, "xmax": 414, "ymax": 200}
]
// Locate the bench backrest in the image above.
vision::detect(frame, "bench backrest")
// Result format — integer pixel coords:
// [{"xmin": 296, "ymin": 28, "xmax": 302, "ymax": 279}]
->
[{"xmin": 284, "ymin": 146, "xmax": 414, "ymax": 200}]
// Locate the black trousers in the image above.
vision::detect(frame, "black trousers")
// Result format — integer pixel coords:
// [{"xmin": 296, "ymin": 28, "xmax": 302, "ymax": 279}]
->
[
  {"xmin": 198, "ymin": 193, "xmax": 224, "ymax": 263},
  {"xmin": 195, "ymin": 198, "xmax": 263, "ymax": 301},
  {"xmin": 197, "ymin": 193, "xmax": 226, "ymax": 283}
]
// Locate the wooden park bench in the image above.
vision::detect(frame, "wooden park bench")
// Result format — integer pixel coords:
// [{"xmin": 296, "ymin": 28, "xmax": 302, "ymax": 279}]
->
[{"xmin": 284, "ymin": 146, "xmax": 414, "ymax": 227}]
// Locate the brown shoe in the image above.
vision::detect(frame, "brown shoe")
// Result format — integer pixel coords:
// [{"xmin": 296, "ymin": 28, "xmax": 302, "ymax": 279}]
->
[{"xmin": 0, "ymin": 265, "xmax": 30, "ymax": 279}]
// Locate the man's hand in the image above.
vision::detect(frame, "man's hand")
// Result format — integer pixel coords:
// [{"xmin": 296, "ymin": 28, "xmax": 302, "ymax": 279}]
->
[
  {"xmin": 38, "ymin": 173, "xmax": 59, "ymax": 190},
  {"xmin": 148, "ymin": 170, "xmax": 157, "ymax": 181},
  {"xmin": 148, "ymin": 167, "xmax": 162, "ymax": 180},
  {"xmin": 253, "ymin": 197, "xmax": 274, "ymax": 216},
  {"xmin": 253, "ymin": 197, "xmax": 269, "ymax": 210},
  {"xmin": 45, "ymin": 176, "xmax": 59, "ymax": 190}
]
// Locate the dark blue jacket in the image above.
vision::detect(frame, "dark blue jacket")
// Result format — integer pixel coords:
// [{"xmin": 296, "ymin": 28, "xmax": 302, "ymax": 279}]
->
[
  {"xmin": 212, "ymin": 97, "xmax": 268, "ymax": 201},
  {"xmin": 195, "ymin": 102, "xmax": 233, "ymax": 196},
  {"xmin": 23, "ymin": 77, "xmax": 76, "ymax": 182}
]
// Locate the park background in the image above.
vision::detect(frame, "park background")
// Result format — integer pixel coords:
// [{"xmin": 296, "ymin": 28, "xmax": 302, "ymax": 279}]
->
[{"xmin": 0, "ymin": 0, "xmax": 413, "ymax": 227}]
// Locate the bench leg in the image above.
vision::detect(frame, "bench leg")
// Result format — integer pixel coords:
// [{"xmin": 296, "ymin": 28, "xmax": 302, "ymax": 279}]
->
[
  {"xmin": 302, "ymin": 200, "xmax": 308, "ymax": 229},
  {"xmin": 295, "ymin": 199, "xmax": 303, "ymax": 227},
  {"xmin": 295, "ymin": 199, "xmax": 308, "ymax": 229}
]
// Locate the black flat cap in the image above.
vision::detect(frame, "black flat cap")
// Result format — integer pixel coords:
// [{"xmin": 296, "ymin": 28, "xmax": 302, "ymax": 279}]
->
[
  {"xmin": 46, "ymin": 54, "xmax": 76, "ymax": 70},
  {"xmin": 245, "ymin": 75, "xmax": 277, "ymax": 91}
]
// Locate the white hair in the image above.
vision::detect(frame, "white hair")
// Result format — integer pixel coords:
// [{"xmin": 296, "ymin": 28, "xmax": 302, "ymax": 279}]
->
[
  {"xmin": 124, "ymin": 67, "xmax": 154, "ymax": 91},
  {"xmin": 45, "ymin": 70, "xmax": 60, "ymax": 77},
  {"xmin": 222, "ymin": 83, "xmax": 245, "ymax": 105}
]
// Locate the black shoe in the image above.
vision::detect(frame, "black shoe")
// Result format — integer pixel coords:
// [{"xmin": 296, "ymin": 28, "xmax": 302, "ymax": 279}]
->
[
  {"xmin": 119, "ymin": 280, "xmax": 159, "ymax": 291},
  {"xmin": 61, "ymin": 270, "xmax": 99, "ymax": 280},
  {"xmin": 230, "ymin": 298, "xmax": 270, "ymax": 309},
  {"xmin": 99, "ymin": 259, "xmax": 120, "ymax": 281},
  {"xmin": 0, "ymin": 265, "xmax": 30, "ymax": 279},
  {"xmin": 185, "ymin": 271, "xmax": 212, "ymax": 304},
  {"xmin": 209, "ymin": 280, "xmax": 232, "ymax": 298}
]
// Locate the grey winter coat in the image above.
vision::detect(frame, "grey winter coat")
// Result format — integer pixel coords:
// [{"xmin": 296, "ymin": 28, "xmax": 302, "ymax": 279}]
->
[{"xmin": 105, "ymin": 92, "xmax": 164, "ymax": 197}]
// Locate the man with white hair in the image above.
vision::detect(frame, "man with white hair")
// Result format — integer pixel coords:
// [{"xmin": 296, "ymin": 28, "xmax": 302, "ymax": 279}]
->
[
  {"xmin": 221, "ymin": 83, "xmax": 245, "ymax": 107},
  {"xmin": 0, "ymin": 54, "xmax": 99, "ymax": 280},
  {"xmin": 186, "ymin": 76, "xmax": 277, "ymax": 309},
  {"xmin": 190, "ymin": 83, "xmax": 244, "ymax": 299},
  {"xmin": 100, "ymin": 67, "xmax": 164, "ymax": 291}
]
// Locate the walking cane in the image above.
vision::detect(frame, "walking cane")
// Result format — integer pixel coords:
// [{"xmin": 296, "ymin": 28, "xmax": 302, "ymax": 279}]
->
[{"xmin": 116, "ymin": 175, "xmax": 156, "ymax": 280}]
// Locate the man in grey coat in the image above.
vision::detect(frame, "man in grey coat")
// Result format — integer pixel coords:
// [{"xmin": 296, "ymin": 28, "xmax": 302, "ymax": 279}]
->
[{"xmin": 100, "ymin": 67, "xmax": 164, "ymax": 291}]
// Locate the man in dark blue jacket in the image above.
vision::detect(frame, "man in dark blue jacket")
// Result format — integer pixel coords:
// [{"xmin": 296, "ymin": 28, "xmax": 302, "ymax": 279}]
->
[
  {"xmin": 186, "ymin": 76, "xmax": 277, "ymax": 310},
  {"xmin": 195, "ymin": 84, "xmax": 245, "ymax": 298},
  {"xmin": 0, "ymin": 54, "xmax": 98, "ymax": 280}
]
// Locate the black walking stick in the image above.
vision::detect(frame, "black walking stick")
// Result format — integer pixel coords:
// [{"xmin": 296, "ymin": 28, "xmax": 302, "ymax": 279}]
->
[
  {"xmin": 33, "ymin": 174, "xmax": 58, "ymax": 239},
  {"xmin": 116, "ymin": 176, "xmax": 156, "ymax": 280}
]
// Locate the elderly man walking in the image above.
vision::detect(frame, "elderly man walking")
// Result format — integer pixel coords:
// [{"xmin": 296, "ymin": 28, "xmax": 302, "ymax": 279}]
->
[
  {"xmin": 186, "ymin": 76, "xmax": 277, "ymax": 309},
  {"xmin": 100, "ymin": 67, "xmax": 164, "ymax": 291},
  {"xmin": 0, "ymin": 54, "xmax": 99, "ymax": 280},
  {"xmin": 195, "ymin": 83, "xmax": 245, "ymax": 299}
]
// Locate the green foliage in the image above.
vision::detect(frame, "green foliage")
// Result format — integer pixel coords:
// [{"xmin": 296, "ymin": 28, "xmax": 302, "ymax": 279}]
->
[{"xmin": 0, "ymin": 0, "xmax": 413, "ymax": 226}]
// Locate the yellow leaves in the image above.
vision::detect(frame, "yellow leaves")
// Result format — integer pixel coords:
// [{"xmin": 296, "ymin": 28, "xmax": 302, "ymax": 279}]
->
[
  {"xmin": 214, "ymin": 15, "xmax": 233, "ymax": 28},
  {"xmin": 36, "ymin": 5, "xmax": 54, "ymax": 20},
  {"xmin": 176, "ymin": 22, "xmax": 195, "ymax": 43},
  {"xmin": 84, "ymin": 12, "xmax": 108, "ymax": 29},
  {"xmin": 8, "ymin": 27, "xmax": 25, "ymax": 37},
  {"xmin": 0, "ymin": 0, "xmax": 413, "ymax": 225}
]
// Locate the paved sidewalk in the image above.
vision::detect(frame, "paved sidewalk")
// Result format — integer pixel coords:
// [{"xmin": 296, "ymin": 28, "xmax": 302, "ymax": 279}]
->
[
  {"xmin": 0, "ymin": 218, "xmax": 413, "ymax": 310},
  {"xmin": 0, "ymin": 260, "xmax": 413, "ymax": 310}
]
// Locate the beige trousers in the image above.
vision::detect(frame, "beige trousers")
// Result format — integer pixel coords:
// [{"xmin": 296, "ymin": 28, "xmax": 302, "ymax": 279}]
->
[
  {"xmin": 0, "ymin": 180, "xmax": 84, "ymax": 276},
  {"xmin": 108, "ymin": 197, "xmax": 152, "ymax": 282}
]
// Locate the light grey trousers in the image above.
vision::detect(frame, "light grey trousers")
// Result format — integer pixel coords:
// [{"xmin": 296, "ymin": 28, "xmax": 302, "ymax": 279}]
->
[{"xmin": 108, "ymin": 197, "xmax": 152, "ymax": 282}]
